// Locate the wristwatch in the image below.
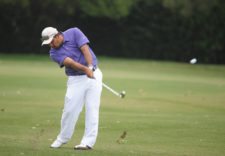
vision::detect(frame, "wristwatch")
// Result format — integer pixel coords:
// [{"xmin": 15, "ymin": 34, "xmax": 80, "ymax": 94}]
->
[{"xmin": 88, "ymin": 65, "xmax": 95, "ymax": 71}]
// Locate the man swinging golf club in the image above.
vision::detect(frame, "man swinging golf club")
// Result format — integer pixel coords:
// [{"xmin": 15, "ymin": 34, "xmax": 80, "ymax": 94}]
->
[{"xmin": 41, "ymin": 26, "xmax": 103, "ymax": 150}]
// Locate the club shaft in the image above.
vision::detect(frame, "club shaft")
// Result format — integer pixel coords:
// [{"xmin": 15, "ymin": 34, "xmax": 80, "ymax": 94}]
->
[{"xmin": 102, "ymin": 82, "xmax": 120, "ymax": 97}]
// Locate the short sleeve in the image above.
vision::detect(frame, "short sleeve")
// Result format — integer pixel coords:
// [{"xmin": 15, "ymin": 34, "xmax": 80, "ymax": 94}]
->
[
  {"xmin": 50, "ymin": 49, "xmax": 67, "ymax": 68},
  {"xmin": 73, "ymin": 28, "xmax": 90, "ymax": 48}
]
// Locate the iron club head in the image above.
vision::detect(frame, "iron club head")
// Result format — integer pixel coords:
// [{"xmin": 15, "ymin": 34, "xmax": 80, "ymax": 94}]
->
[{"xmin": 119, "ymin": 91, "xmax": 126, "ymax": 98}]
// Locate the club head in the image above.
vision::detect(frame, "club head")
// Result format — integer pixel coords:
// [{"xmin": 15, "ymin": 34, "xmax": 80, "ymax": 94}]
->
[{"xmin": 119, "ymin": 91, "xmax": 126, "ymax": 98}]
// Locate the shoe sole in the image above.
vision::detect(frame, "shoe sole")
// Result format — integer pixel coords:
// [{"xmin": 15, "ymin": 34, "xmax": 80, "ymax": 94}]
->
[{"xmin": 74, "ymin": 146, "xmax": 92, "ymax": 150}]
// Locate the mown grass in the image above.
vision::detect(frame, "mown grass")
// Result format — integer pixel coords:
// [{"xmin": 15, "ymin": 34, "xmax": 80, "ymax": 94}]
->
[{"xmin": 0, "ymin": 54, "xmax": 225, "ymax": 156}]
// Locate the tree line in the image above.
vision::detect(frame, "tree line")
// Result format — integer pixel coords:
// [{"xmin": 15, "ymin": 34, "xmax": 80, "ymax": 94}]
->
[{"xmin": 0, "ymin": 0, "xmax": 224, "ymax": 64}]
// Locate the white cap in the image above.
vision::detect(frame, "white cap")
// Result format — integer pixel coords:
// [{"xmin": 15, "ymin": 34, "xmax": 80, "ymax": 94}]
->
[{"xmin": 41, "ymin": 27, "xmax": 58, "ymax": 46}]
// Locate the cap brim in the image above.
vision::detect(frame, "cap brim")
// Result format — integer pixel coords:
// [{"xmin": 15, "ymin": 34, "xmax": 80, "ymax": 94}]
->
[{"xmin": 41, "ymin": 36, "xmax": 54, "ymax": 46}]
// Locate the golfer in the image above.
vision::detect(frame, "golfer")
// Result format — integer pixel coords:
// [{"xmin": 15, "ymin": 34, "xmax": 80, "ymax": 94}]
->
[{"xmin": 41, "ymin": 27, "xmax": 103, "ymax": 150}]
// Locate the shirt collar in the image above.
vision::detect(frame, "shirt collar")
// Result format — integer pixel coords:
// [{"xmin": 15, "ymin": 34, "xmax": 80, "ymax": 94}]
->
[{"xmin": 62, "ymin": 32, "xmax": 69, "ymax": 43}]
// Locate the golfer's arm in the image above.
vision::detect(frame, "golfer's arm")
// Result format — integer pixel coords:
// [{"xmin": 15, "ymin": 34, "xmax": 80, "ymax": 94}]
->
[
  {"xmin": 80, "ymin": 44, "xmax": 93, "ymax": 66},
  {"xmin": 63, "ymin": 57, "xmax": 89, "ymax": 73}
]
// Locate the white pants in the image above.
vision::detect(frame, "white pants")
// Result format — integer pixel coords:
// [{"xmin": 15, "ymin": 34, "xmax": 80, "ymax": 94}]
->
[{"xmin": 56, "ymin": 68, "xmax": 102, "ymax": 147}]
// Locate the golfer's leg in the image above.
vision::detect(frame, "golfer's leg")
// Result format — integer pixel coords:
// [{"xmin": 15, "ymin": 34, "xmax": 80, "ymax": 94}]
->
[
  {"xmin": 81, "ymin": 69, "xmax": 102, "ymax": 147},
  {"xmin": 57, "ymin": 77, "xmax": 85, "ymax": 143}
]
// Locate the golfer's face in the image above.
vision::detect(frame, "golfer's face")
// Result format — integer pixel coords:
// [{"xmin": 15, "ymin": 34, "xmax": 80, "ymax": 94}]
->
[{"xmin": 50, "ymin": 35, "xmax": 62, "ymax": 49}]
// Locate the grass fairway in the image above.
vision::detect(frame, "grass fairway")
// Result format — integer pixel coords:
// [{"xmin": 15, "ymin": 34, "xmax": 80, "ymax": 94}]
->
[{"xmin": 0, "ymin": 54, "xmax": 225, "ymax": 156}]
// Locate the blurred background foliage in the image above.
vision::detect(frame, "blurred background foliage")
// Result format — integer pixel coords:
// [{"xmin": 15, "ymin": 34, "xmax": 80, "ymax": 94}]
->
[{"xmin": 0, "ymin": 0, "xmax": 224, "ymax": 63}]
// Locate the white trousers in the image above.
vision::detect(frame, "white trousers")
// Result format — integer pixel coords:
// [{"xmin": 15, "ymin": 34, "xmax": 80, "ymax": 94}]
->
[{"xmin": 56, "ymin": 68, "xmax": 102, "ymax": 147}]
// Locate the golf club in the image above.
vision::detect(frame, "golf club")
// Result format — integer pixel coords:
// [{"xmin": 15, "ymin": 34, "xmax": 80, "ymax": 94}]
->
[{"xmin": 102, "ymin": 82, "xmax": 126, "ymax": 98}]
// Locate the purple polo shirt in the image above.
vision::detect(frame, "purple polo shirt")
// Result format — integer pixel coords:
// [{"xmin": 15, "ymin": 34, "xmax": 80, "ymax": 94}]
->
[{"xmin": 49, "ymin": 27, "xmax": 98, "ymax": 76}]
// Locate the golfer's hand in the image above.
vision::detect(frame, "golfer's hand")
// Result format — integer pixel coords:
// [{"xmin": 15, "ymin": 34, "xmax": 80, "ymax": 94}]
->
[{"xmin": 85, "ymin": 68, "xmax": 94, "ymax": 78}]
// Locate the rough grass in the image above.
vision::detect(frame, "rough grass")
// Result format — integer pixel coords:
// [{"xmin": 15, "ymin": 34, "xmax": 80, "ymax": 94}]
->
[{"xmin": 0, "ymin": 54, "xmax": 225, "ymax": 156}]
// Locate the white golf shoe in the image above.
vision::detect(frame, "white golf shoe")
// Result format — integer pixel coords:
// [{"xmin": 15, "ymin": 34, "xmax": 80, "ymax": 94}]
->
[
  {"xmin": 50, "ymin": 139, "xmax": 66, "ymax": 148},
  {"xmin": 74, "ymin": 144, "xmax": 92, "ymax": 150}
]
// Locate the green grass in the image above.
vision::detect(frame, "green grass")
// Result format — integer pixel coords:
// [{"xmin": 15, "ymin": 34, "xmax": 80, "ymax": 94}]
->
[{"xmin": 0, "ymin": 54, "xmax": 225, "ymax": 156}]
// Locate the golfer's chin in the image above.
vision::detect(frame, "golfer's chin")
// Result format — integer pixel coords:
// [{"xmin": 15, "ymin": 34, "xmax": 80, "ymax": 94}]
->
[{"xmin": 51, "ymin": 44, "xmax": 62, "ymax": 49}]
